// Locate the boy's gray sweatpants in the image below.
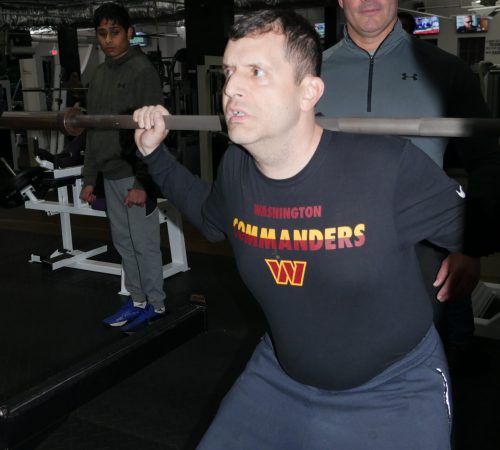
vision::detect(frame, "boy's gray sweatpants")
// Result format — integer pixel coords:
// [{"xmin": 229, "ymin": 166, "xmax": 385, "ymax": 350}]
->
[{"xmin": 104, "ymin": 176, "xmax": 165, "ymax": 309}]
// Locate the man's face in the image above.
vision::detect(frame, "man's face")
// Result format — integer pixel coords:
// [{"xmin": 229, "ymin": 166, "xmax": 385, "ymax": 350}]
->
[
  {"xmin": 338, "ymin": 0, "xmax": 398, "ymax": 45},
  {"xmin": 464, "ymin": 16, "xmax": 473, "ymax": 29},
  {"xmin": 222, "ymin": 31, "xmax": 303, "ymax": 153},
  {"xmin": 96, "ymin": 19, "xmax": 132, "ymax": 59}
]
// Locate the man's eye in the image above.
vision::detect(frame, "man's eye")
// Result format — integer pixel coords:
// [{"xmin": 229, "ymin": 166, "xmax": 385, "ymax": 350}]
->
[
  {"xmin": 253, "ymin": 68, "xmax": 265, "ymax": 77},
  {"xmin": 223, "ymin": 69, "xmax": 233, "ymax": 78}
]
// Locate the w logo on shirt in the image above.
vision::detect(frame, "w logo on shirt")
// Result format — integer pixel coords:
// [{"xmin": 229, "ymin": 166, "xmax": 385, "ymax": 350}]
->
[{"xmin": 265, "ymin": 259, "xmax": 307, "ymax": 286}]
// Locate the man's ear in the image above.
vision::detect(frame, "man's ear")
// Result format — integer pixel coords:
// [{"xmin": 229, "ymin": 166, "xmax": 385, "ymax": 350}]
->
[
  {"xmin": 300, "ymin": 76, "xmax": 325, "ymax": 112},
  {"xmin": 127, "ymin": 26, "xmax": 134, "ymax": 40},
  {"xmin": 338, "ymin": 0, "xmax": 344, "ymax": 9}
]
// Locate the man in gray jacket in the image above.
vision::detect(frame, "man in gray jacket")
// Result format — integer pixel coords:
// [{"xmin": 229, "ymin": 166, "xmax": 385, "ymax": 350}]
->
[
  {"xmin": 317, "ymin": 0, "xmax": 500, "ymax": 371},
  {"xmin": 80, "ymin": 2, "xmax": 166, "ymax": 332}
]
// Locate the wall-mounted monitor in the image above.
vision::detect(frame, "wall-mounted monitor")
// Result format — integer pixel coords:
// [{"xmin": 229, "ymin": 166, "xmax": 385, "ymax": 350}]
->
[
  {"xmin": 413, "ymin": 16, "xmax": 440, "ymax": 35},
  {"xmin": 456, "ymin": 15, "xmax": 488, "ymax": 33},
  {"xmin": 130, "ymin": 31, "xmax": 151, "ymax": 47},
  {"xmin": 314, "ymin": 22, "xmax": 325, "ymax": 39}
]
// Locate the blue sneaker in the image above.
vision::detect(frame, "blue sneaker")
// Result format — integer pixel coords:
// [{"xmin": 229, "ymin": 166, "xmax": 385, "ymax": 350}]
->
[
  {"xmin": 121, "ymin": 304, "xmax": 166, "ymax": 333},
  {"xmin": 103, "ymin": 298, "xmax": 143, "ymax": 327}
]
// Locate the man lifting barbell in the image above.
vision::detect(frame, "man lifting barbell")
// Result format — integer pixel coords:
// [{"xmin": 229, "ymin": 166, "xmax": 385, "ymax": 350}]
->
[{"xmin": 130, "ymin": 9, "xmax": 480, "ymax": 450}]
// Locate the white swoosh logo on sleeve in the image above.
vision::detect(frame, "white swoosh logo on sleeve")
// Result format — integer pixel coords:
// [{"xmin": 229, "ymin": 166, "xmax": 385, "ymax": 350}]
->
[{"xmin": 456, "ymin": 185, "xmax": 466, "ymax": 198}]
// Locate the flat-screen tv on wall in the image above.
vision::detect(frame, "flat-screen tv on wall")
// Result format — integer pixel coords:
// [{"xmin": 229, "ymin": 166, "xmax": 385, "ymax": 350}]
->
[
  {"xmin": 130, "ymin": 31, "xmax": 151, "ymax": 47},
  {"xmin": 456, "ymin": 15, "xmax": 488, "ymax": 33},
  {"xmin": 314, "ymin": 22, "xmax": 325, "ymax": 38},
  {"xmin": 414, "ymin": 16, "xmax": 440, "ymax": 35}
]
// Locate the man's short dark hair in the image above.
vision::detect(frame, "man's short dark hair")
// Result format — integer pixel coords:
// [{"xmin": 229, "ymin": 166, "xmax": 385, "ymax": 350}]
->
[
  {"xmin": 93, "ymin": 2, "xmax": 131, "ymax": 30},
  {"xmin": 229, "ymin": 9, "xmax": 322, "ymax": 83}
]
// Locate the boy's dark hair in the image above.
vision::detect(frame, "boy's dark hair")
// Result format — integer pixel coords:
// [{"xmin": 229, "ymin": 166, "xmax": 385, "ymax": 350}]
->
[
  {"xmin": 93, "ymin": 2, "xmax": 131, "ymax": 30},
  {"xmin": 229, "ymin": 9, "xmax": 322, "ymax": 83}
]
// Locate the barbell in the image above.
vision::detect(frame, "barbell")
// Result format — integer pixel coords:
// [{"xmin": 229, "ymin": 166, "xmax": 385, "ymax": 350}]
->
[
  {"xmin": 1, "ymin": 107, "xmax": 500, "ymax": 137},
  {"xmin": 0, "ymin": 108, "xmax": 223, "ymax": 136}
]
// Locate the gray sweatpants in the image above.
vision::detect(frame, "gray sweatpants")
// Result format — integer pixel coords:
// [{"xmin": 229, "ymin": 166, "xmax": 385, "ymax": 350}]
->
[
  {"xmin": 197, "ymin": 325, "xmax": 451, "ymax": 450},
  {"xmin": 104, "ymin": 177, "xmax": 165, "ymax": 309}
]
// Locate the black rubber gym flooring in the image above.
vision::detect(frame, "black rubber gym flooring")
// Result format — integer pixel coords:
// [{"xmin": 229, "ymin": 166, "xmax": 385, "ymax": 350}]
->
[{"xmin": 0, "ymin": 206, "xmax": 499, "ymax": 450}]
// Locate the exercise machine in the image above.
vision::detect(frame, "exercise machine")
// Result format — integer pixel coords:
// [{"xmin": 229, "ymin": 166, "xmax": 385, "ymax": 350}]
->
[{"xmin": 0, "ymin": 136, "xmax": 189, "ymax": 293}]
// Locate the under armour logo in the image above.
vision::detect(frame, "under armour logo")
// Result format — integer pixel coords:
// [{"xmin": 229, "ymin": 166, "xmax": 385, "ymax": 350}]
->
[
  {"xmin": 401, "ymin": 73, "xmax": 418, "ymax": 80},
  {"xmin": 117, "ymin": 82, "xmax": 126, "ymax": 88}
]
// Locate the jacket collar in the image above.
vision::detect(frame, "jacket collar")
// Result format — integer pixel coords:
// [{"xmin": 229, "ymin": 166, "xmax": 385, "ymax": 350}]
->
[{"xmin": 104, "ymin": 45, "xmax": 141, "ymax": 67}]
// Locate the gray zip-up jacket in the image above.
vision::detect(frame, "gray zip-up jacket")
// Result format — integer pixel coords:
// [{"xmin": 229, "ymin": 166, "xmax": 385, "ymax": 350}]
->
[
  {"xmin": 317, "ymin": 20, "xmax": 500, "ymax": 255},
  {"xmin": 83, "ymin": 46, "xmax": 164, "ymax": 189}
]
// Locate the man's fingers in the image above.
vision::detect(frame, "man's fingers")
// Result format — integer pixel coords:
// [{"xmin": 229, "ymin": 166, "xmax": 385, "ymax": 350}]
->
[
  {"xmin": 133, "ymin": 105, "xmax": 170, "ymax": 155},
  {"xmin": 436, "ymin": 273, "xmax": 479, "ymax": 302},
  {"xmin": 436, "ymin": 281, "xmax": 451, "ymax": 302},
  {"xmin": 433, "ymin": 254, "xmax": 480, "ymax": 301},
  {"xmin": 433, "ymin": 262, "xmax": 449, "ymax": 288},
  {"xmin": 436, "ymin": 272, "xmax": 464, "ymax": 301},
  {"xmin": 434, "ymin": 259, "xmax": 450, "ymax": 301},
  {"xmin": 133, "ymin": 106, "xmax": 152, "ymax": 129},
  {"xmin": 133, "ymin": 105, "xmax": 169, "ymax": 132}
]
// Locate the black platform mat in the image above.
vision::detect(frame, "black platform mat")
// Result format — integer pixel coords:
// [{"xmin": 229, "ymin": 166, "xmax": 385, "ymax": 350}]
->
[
  {"xmin": 0, "ymin": 228, "xmax": 265, "ymax": 449},
  {"xmin": 20, "ymin": 330, "xmax": 260, "ymax": 450}
]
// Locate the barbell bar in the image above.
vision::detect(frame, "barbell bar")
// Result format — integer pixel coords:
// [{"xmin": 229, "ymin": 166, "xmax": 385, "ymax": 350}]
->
[
  {"xmin": 1, "ymin": 107, "xmax": 500, "ymax": 137},
  {"xmin": 316, "ymin": 117, "xmax": 500, "ymax": 138},
  {"xmin": 0, "ymin": 108, "xmax": 224, "ymax": 136}
]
